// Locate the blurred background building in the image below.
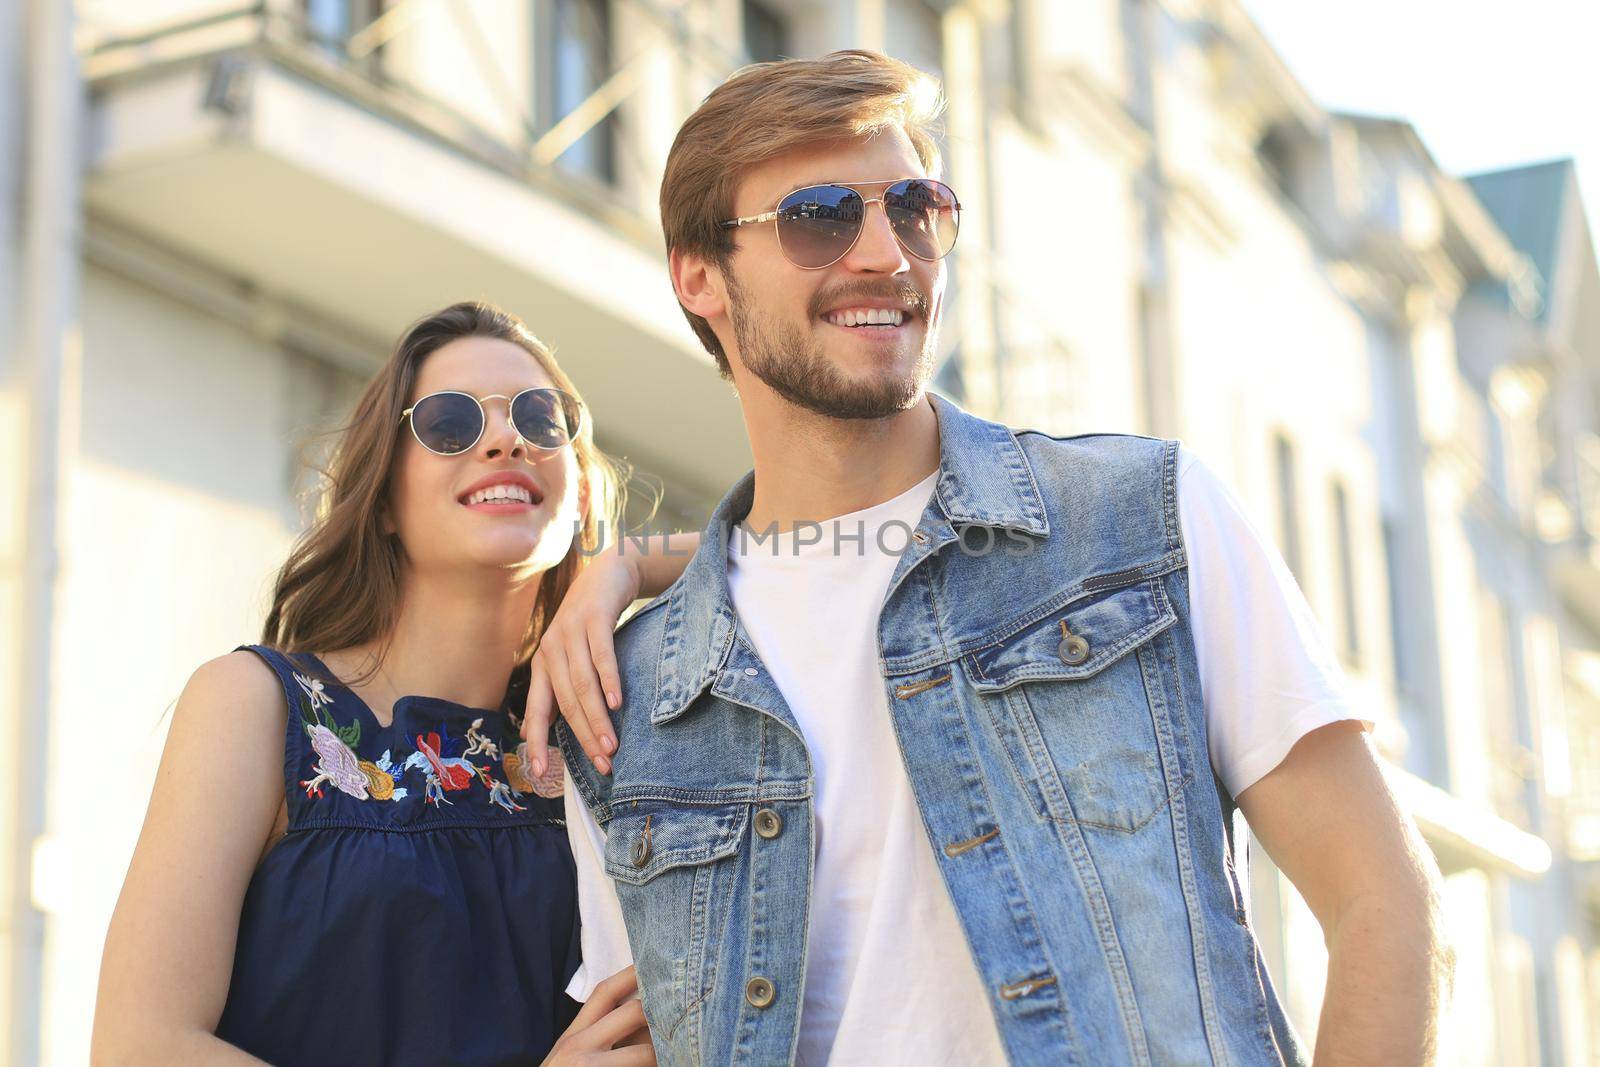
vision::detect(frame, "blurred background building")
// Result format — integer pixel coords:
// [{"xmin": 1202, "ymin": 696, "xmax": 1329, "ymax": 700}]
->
[{"xmin": 1, "ymin": 0, "xmax": 1597, "ymax": 1064}]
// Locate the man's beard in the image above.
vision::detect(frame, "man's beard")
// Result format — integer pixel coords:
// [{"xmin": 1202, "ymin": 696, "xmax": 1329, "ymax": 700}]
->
[{"xmin": 726, "ymin": 271, "xmax": 937, "ymax": 421}]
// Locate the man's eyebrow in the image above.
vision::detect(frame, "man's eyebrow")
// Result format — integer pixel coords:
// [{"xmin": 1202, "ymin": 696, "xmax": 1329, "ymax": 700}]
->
[
  {"xmin": 782, "ymin": 178, "xmax": 833, "ymax": 194},
  {"xmin": 778, "ymin": 176, "xmax": 918, "ymax": 197}
]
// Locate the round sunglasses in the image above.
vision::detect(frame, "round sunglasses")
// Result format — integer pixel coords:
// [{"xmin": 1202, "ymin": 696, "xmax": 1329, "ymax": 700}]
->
[
  {"xmin": 399, "ymin": 388, "xmax": 584, "ymax": 456},
  {"xmin": 718, "ymin": 177, "xmax": 961, "ymax": 270}
]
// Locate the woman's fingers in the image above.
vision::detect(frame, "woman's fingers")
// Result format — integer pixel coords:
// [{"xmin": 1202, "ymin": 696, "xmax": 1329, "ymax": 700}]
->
[
  {"xmin": 587, "ymin": 619, "xmax": 625, "ymax": 714},
  {"xmin": 547, "ymin": 977, "xmax": 655, "ymax": 1065},
  {"xmin": 570, "ymin": 966, "xmax": 638, "ymax": 1027},
  {"xmin": 580, "ymin": 997, "xmax": 647, "ymax": 1051},
  {"xmin": 523, "ymin": 654, "xmax": 554, "ymax": 775},
  {"xmin": 545, "ymin": 639, "xmax": 609, "ymax": 776},
  {"xmin": 563, "ymin": 621, "xmax": 621, "ymax": 757},
  {"xmin": 617, "ymin": 1022, "xmax": 652, "ymax": 1047}
]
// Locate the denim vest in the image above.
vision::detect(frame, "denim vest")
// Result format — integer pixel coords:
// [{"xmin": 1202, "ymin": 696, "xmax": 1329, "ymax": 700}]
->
[{"xmin": 559, "ymin": 394, "xmax": 1310, "ymax": 1066}]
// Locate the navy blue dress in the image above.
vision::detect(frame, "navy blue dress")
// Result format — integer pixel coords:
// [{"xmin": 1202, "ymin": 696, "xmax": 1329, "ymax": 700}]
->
[{"xmin": 215, "ymin": 645, "xmax": 581, "ymax": 1066}]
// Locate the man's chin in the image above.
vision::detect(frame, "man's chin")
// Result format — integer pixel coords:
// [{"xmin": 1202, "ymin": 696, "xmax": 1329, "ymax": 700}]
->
[{"xmin": 790, "ymin": 377, "xmax": 928, "ymax": 421}]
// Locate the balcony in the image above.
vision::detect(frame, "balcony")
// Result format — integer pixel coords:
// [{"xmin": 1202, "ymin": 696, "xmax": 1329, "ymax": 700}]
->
[{"xmin": 81, "ymin": 3, "xmax": 750, "ymax": 499}]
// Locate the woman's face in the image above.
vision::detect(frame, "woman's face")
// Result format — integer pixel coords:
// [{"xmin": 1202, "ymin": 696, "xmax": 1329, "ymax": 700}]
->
[{"xmin": 387, "ymin": 336, "xmax": 584, "ymax": 580}]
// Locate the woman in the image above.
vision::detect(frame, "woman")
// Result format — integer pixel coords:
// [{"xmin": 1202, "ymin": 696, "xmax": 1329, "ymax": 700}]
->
[{"xmin": 92, "ymin": 302, "xmax": 670, "ymax": 1066}]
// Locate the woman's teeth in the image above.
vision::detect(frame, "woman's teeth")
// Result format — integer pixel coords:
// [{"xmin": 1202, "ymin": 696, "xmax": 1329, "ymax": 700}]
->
[
  {"xmin": 464, "ymin": 485, "xmax": 534, "ymax": 505},
  {"xmin": 825, "ymin": 307, "xmax": 906, "ymax": 328}
]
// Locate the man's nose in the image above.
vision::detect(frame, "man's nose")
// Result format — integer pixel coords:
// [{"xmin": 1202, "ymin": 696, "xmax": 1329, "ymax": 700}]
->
[{"xmin": 839, "ymin": 200, "xmax": 910, "ymax": 274}]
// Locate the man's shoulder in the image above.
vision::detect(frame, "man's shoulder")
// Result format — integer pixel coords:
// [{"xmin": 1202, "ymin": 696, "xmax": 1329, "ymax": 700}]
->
[{"xmin": 1009, "ymin": 425, "xmax": 1182, "ymax": 480}]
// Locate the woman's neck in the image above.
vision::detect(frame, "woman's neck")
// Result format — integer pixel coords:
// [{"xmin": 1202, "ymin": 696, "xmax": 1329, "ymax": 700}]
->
[{"xmin": 328, "ymin": 567, "xmax": 541, "ymax": 717}]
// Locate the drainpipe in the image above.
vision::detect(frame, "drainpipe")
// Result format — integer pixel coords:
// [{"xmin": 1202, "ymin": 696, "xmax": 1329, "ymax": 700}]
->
[
  {"xmin": 941, "ymin": 2, "xmax": 1000, "ymax": 416},
  {"xmin": 1122, "ymin": 0, "xmax": 1179, "ymax": 437},
  {"xmin": 0, "ymin": 2, "xmax": 21, "ymax": 1059},
  {"xmin": 7, "ymin": 0, "xmax": 83, "ymax": 1062}
]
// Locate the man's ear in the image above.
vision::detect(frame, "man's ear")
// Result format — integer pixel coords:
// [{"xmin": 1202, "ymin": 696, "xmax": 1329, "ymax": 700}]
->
[{"xmin": 670, "ymin": 246, "xmax": 727, "ymax": 322}]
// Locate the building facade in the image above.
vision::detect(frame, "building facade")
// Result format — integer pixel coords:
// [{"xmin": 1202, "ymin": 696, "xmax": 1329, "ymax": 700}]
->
[{"xmin": 2, "ymin": 0, "xmax": 1596, "ymax": 1064}]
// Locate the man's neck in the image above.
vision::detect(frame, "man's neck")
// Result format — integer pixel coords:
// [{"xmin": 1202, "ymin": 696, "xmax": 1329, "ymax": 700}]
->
[{"xmin": 739, "ymin": 393, "xmax": 940, "ymax": 534}]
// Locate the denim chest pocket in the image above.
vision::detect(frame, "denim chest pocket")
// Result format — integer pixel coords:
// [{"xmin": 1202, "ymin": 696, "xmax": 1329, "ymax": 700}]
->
[
  {"xmin": 603, "ymin": 802, "xmax": 748, "ymax": 1043},
  {"xmin": 964, "ymin": 577, "xmax": 1191, "ymax": 833}
]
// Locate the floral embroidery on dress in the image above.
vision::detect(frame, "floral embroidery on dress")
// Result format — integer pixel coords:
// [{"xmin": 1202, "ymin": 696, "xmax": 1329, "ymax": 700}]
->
[
  {"xmin": 464, "ymin": 718, "xmax": 500, "ymax": 759},
  {"xmin": 301, "ymin": 724, "xmax": 369, "ymax": 800},
  {"xmin": 290, "ymin": 670, "xmax": 531, "ymax": 813},
  {"xmin": 406, "ymin": 729, "xmax": 479, "ymax": 807},
  {"xmin": 294, "ymin": 671, "xmax": 371, "ymax": 800},
  {"xmin": 503, "ymin": 741, "xmax": 565, "ymax": 799},
  {"xmin": 476, "ymin": 765, "xmax": 528, "ymax": 814},
  {"xmin": 358, "ymin": 750, "xmax": 408, "ymax": 802}
]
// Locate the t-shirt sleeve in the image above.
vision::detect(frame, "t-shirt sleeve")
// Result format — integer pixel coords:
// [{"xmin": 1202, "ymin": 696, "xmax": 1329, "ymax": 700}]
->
[
  {"xmin": 1177, "ymin": 446, "xmax": 1375, "ymax": 799},
  {"xmin": 562, "ymin": 759, "xmax": 636, "ymax": 1002}
]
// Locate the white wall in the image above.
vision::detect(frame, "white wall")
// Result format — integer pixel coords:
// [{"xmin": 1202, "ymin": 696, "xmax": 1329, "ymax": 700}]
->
[{"xmin": 35, "ymin": 266, "xmax": 362, "ymax": 1067}]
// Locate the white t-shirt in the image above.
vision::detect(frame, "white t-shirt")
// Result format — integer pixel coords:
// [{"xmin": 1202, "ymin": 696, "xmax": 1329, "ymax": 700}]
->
[{"xmin": 563, "ymin": 446, "xmax": 1371, "ymax": 1065}]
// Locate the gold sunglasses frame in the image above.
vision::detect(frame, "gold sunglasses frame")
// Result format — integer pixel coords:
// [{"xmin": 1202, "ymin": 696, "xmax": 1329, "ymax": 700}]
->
[
  {"xmin": 398, "ymin": 387, "xmax": 585, "ymax": 456},
  {"xmin": 717, "ymin": 177, "xmax": 962, "ymax": 270}
]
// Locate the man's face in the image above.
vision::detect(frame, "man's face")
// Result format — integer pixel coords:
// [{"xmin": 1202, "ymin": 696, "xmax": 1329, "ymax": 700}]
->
[{"xmin": 717, "ymin": 128, "xmax": 948, "ymax": 420}]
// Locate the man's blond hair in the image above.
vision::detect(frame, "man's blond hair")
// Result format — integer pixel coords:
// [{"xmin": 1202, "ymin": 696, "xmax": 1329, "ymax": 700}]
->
[{"xmin": 659, "ymin": 49, "xmax": 946, "ymax": 376}]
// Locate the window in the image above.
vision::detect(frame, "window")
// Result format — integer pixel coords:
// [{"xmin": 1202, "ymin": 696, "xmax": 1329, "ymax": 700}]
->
[
  {"xmin": 742, "ymin": 0, "xmax": 789, "ymax": 63},
  {"xmin": 1331, "ymin": 481, "xmax": 1361, "ymax": 667},
  {"xmin": 544, "ymin": 0, "xmax": 615, "ymax": 183},
  {"xmin": 1272, "ymin": 432, "xmax": 1303, "ymax": 584},
  {"xmin": 1004, "ymin": 0, "xmax": 1038, "ymax": 121},
  {"xmin": 304, "ymin": 0, "xmax": 380, "ymax": 48},
  {"xmin": 885, "ymin": 0, "xmax": 944, "ymax": 78},
  {"xmin": 1381, "ymin": 517, "xmax": 1409, "ymax": 692}
]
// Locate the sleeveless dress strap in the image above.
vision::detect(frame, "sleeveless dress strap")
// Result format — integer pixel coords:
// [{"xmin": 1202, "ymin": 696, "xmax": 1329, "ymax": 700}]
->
[{"xmin": 235, "ymin": 644, "xmax": 322, "ymax": 824}]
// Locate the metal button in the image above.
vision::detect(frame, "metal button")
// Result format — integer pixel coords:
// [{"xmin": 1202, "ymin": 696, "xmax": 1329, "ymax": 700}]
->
[
  {"xmin": 754, "ymin": 808, "xmax": 783, "ymax": 839},
  {"xmin": 1058, "ymin": 634, "xmax": 1090, "ymax": 665},
  {"xmin": 744, "ymin": 667, "xmax": 759, "ymax": 677},
  {"xmin": 745, "ymin": 976, "xmax": 776, "ymax": 1008}
]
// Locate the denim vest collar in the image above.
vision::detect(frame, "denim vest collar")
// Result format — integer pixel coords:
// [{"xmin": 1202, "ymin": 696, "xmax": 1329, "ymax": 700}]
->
[{"xmin": 650, "ymin": 393, "xmax": 1050, "ymax": 727}]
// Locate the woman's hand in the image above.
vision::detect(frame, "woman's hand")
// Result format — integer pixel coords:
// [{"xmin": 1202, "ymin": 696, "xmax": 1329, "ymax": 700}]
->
[
  {"xmin": 523, "ymin": 532, "xmax": 701, "ymax": 777},
  {"xmin": 523, "ymin": 551, "xmax": 639, "ymax": 777},
  {"xmin": 541, "ymin": 967, "xmax": 654, "ymax": 1066}
]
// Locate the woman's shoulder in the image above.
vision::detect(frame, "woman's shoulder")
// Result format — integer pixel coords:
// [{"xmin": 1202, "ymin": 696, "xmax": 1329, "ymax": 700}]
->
[
  {"xmin": 191, "ymin": 647, "xmax": 283, "ymax": 694},
  {"xmin": 177, "ymin": 649, "xmax": 292, "ymax": 737}
]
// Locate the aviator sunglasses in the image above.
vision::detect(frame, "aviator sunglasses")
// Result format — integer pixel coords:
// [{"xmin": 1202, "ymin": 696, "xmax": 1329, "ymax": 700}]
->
[
  {"xmin": 399, "ymin": 387, "xmax": 584, "ymax": 456},
  {"xmin": 719, "ymin": 177, "xmax": 962, "ymax": 270}
]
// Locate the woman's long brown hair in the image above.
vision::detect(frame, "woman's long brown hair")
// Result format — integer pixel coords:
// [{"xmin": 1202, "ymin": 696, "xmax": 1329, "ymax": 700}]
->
[{"xmin": 261, "ymin": 301, "xmax": 627, "ymax": 686}]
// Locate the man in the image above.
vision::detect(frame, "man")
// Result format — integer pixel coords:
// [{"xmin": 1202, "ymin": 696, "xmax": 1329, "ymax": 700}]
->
[{"xmin": 525, "ymin": 49, "xmax": 1452, "ymax": 1066}]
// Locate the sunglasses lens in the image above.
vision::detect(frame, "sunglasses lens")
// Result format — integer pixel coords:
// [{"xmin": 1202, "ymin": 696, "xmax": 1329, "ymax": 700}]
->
[
  {"xmin": 511, "ymin": 388, "xmax": 582, "ymax": 449},
  {"xmin": 885, "ymin": 179, "xmax": 960, "ymax": 260},
  {"xmin": 410, "ymin": 393, "xmax": 482, "ymax": 454},
  {"xmin": 775, "ymin": 185, "xmax": 864, "ymax": 268}
]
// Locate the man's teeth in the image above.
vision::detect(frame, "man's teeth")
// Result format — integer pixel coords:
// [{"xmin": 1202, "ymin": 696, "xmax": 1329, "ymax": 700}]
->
[
  {"xmin": 825, "ymin": 307, "xmax": 906, "ymax": 327},
  {"xmin": 465, "ymin": 484, "xmax": 534, "ymax": 505}
]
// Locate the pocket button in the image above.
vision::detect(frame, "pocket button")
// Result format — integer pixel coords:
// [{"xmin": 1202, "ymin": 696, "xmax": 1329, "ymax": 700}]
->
[{"xmin": 1058, "ymin": 633, "xmax": 1091, "ymax": 666}]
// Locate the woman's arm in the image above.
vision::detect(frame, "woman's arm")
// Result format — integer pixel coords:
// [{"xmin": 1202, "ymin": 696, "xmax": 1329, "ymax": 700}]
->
[
  {"xmin": 91, "ymin": 652, "xmax": 287, "ymax": 1066},
  {"xmin": 630, "ymin": 531, "xmax": 700, "ymax": 599},
  {"xmin": 522, "ymin": 533, "xmax": 700, "ymax": 777}
]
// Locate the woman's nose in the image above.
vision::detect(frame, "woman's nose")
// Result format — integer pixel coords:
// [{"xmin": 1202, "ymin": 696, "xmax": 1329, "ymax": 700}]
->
[{"xmin": 478, "ymin": 403, "xmax": 525, "ymax": 460}]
